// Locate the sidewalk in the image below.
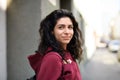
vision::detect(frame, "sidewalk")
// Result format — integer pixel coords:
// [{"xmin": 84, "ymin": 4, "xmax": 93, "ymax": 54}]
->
[{"xmin": 81, "ymin": 48, "xmax": 120, "ymax": 80}]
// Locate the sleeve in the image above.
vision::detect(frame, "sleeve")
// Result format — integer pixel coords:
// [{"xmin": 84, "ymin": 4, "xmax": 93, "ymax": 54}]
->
[{"xmin": 36, "ymin": 53, "xmax": 62, "ymax": 80}]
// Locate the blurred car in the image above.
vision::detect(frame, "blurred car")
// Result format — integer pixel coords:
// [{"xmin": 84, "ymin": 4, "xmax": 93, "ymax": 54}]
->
[
  {"xmin": 108, "ymin": 40, "xmax": 120, "ymax": 53},
  {"xmin": 100, "ymin": 37, "xmax": 110, "ymax": 48}
]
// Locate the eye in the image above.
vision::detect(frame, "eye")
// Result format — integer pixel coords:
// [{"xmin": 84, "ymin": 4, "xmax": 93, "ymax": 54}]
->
[
  {"xmin": 68, "ymin": 25, "xmax": 73, "ymax": 29},
  {"xmin": 57, "ymin": 25, "xmax": 65, "ymax": 29}
]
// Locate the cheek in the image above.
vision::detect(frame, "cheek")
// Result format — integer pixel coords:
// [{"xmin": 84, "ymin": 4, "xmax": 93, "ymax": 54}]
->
[
  {"xmin": 55, "ymin": 32, "xmax": 61, "ymax": 38},
  {"xmin": 71, "ymin": 30, "xmax": 74, "ymax": 36},
  {"xmin": 54, "ymin": 34, "xmax": 61, "ymax": 43},
  {"xmin": 53, "ymin": 31, "xmax": 60, "ymax": 39}
]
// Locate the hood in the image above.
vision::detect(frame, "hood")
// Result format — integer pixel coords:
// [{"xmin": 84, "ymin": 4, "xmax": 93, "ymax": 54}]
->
[
  {"xmin": 28, "ymin": 52, "xmax": 43, "ymax": 72},
  {"xmin": 28, "ymin": 47, "xmax": 53, "ymax": 72}
]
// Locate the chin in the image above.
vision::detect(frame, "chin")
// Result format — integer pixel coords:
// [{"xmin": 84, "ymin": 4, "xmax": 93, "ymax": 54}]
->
[{"xmin": 63, "ymin": 41, "xmax": 70, "ymax": 44}]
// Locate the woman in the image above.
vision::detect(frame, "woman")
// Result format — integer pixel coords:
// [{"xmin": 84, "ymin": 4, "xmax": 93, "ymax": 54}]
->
[{"xmin": 28, "ymin": 9, "xmax": 83, "ymax": 80}]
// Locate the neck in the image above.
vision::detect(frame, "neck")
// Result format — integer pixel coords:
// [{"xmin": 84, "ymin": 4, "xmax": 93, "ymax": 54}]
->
[{"xmin": 63, "ymin": 45, "xmax": 67, "ymax": 50}]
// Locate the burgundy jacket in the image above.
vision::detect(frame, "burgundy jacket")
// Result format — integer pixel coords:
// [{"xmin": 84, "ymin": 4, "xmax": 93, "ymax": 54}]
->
[{"xmin": 28, "ymin": 51, "xmax": 82, "ymax": 80}]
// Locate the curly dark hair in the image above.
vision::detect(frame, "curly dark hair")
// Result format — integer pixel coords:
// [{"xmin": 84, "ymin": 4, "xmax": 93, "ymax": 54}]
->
[{"xmin": 37, "ymin": 9, "xmax": 83, "ymax": 61}]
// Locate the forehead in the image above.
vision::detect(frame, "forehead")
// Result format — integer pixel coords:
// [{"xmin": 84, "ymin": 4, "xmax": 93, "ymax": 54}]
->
[{"xmin": 56, "ymin": 17, "xmax": 72, "ymax": 24}]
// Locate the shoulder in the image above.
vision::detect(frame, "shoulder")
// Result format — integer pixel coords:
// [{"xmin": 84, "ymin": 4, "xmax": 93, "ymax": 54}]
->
[{"xmin": 43, "ymin": 51, "xmax": 62, "ymax": 62}]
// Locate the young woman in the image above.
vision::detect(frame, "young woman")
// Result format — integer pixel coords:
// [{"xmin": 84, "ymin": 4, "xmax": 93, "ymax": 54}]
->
[{"xmin": 28, "ymin": 9, "xmax": 83, "ymax": 80}]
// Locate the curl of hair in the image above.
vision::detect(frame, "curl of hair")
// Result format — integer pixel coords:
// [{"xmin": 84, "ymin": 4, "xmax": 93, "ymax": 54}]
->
[{"xmin": 37, "ymin": 9, "xmax": 83, "ymax": 62}]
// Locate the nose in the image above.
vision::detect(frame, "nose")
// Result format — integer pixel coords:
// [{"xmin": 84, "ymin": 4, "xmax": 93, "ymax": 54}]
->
[{"xmin": 64, "ymin": 28, "xmax": 69, "ymax": 33}]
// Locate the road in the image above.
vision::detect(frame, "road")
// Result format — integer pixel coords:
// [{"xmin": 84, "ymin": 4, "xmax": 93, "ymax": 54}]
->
[{"xmin": 81, "ymin": 48, "xmax": 120, "ymax": 80}]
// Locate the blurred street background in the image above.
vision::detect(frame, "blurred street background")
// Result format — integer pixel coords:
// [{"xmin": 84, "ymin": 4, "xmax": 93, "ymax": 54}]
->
[
  {"xmin": 81, "ymin": 48, "xmax": 120, "ymax": 80},
  {"xmin": 1, "ymin": 0, "xmax": 120, "ymax": 80}
]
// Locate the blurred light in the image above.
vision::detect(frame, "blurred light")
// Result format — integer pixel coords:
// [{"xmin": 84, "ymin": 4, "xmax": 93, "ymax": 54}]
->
[
  {"xmin": 48, "ymin": 0, "xmax": 57, "ymax": 6},
  {"xmin": 7, "ymin": 0, "xmax": 12, "ymax": 9},
  {"xmin": 74, "ymin": 0, "xmax": 120, "ymax": 59},
  {"xmin": 0, "ymin": 0, "xmax": 7, "ymax": 10}
]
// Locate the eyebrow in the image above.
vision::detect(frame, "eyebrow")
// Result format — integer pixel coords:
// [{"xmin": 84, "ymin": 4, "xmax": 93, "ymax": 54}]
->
[{"xmin": 56, "ymin": 24, "xmax": 73, "ymax": 26}]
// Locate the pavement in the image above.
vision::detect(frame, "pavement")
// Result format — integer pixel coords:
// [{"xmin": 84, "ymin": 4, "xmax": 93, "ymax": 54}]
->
[{"xmin": 81, "ymin": 48, "xmax": 120, "ymax": 80}]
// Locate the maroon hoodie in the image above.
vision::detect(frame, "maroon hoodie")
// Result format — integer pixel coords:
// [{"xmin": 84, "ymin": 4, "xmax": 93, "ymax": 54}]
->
[{"xmin": 28, "ymin": 51, "xmax": 82, "ymax": 80}]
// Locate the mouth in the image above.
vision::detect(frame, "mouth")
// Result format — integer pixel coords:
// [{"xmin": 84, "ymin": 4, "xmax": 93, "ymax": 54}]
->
[{"xmin": 62, "ymin": 37, "xmax": 71, "ymax": 40}]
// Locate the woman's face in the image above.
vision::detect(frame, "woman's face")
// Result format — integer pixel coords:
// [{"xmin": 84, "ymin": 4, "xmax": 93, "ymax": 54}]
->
[{"xmin": 52, "ymin": 17, "xmax": 74, "ymax": 49}]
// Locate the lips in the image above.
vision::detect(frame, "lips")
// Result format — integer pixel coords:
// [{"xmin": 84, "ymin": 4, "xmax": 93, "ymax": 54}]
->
[
  {"xmin": 62, "ymin": 36, "xmax": 71, "ymax": 40},
  {"xmin": 63, "ymin": 38, "xmax": 70, "ymax": 40}
]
